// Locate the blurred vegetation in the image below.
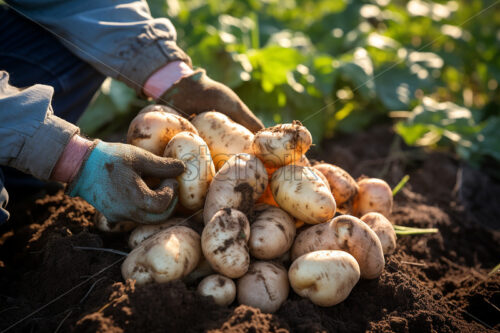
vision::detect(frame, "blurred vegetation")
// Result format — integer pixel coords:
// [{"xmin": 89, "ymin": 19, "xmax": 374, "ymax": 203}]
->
[{"xmin": 79, "ymin": 0, "xmax": 500, "ymax": 169}]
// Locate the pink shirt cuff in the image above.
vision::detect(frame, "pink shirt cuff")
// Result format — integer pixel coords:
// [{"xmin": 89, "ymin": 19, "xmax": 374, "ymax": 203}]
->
[{"xmin": 143, "ymin": 61, "xmax": 194, "ymax": 99}]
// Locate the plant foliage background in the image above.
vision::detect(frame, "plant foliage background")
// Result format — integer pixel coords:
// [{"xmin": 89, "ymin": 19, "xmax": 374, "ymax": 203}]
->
[{"xmin": 79, "ymin": 0, "xmax": 500, "ymax": 169}]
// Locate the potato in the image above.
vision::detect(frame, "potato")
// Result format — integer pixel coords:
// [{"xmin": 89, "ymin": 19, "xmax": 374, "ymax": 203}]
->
[
  {"xmin": 201, "ymin": 209, "xmax": 250, "ymax": 278},
  {"xmin": 197, "ymin": 274, "xmax": 236, "ymax": 306},
  {"xmin": 122, "ymin": 226, "xmax": 201, "ymax": 285},
  {"xmin": 291, "ymin": 215, "xmax": 385, "ymax": 279},
  {"xmin": 313, "ymin": 163, "xmax": 358, "ymax": 212},
  {"xmin": 137, "ymin": 104, "xmax": 180, "ymax": 116},
  {"xmin": 128, "ymin": 217, "xmax": 188, "ymax": 249},
  {"xmin": 249, "ymin": 204, "xmax": 296, "ymax": 260},
  {"xmin": 184, "ymin": 256, "xmax": 215, "ymax": 284},
  {"xmin": 353, "ymin": 178, "xmax": 393, "ymax": 217},
  {"xmin": 360, "ymin": 212, "xmax": 397, "ymax": 255},
  {"xmin": 270, "ymin": 165, "xmax": 336, "ymax": 224},
  {"xmin": 237, "ymin": 261, "xmax": 289, "ymax": 313},
  {"xmin": 94, "ymin": 212, "xmax": 137, "ymax": 233},
  {"xmin": 252, "ymin": 122, "xmax": 312, "ymax": 168},
  {"xmin": 191, "ymin": 111, "xmax": 254, "ymax": 170},
  {"xmin": 127, "ymin": 111, "xmax": 198, "ymax": 156},
  {"xmin": 203, "ymin": 154, "xmax": 267, "ymax": 224},
  {"xmin": 164, "ymin": 132, "xmax": 216, "ymax": 211},
  {"xmin": 289, "ymin": 250, "xmax": 360, "ymax": 307}
]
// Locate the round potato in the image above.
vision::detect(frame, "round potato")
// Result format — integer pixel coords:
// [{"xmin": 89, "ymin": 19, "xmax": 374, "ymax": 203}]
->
[
  {"xmin": 121, "ymin": 226, "xmax": 201, "ymax": 285},
  {"xmin": 198, "ymin": 274, "xmax": 236, "ymax": 306},
  {"xmin": 127, "ymin": 111, "xmax": 198, "ymax": 156},
  {"xmin": 291, "ymin": 215, "xmax": 385, "ymax": 279},
  {"xmin": 237, "ymin": 261, "xmax": 289, "ymax": 313},
  {"xmin": 313, "ymin": 163, "xmax": 358, "ymax": 212},
  {"xmin": 249, "ymin": 204, "xmax": 296, "ymax": 260},
  {"xmin": 353, "ymin": 178, "xmax": 393, "ymax": 217},
  {"xmin": 137, "ymin": 104, "xmax": 180, "ymax": 116},
  {"xmin": 164, "ymin": 132, "xmax": 216, "ymax": 211},
  {"xmin": 128, "ymin": 217, "xmax": 188, "ymax": 249},
  {"xmin": 289, "ymin": 250, "xmax": 360, "ymax": 306},
  {"xmin": 201, "ymin": 209, "xmax": 250, "ymax": 278},
  {"xmin": 191, "ymin": 111, "xmax": 254, "ymax": 170},
  {"xmin": 270, "ymin": 165, "xmax": 336, "ymax": 224},
  {"xmin": 203, "ymin": 154, "xmax": 267, "ymax": 224},
  {"xmin": 360, "ymin": 212, "xmax": 397, "ymax": 255},
  {"xmin": 252, "ymin": 122, "xmax": 312, "ymax": 168}
]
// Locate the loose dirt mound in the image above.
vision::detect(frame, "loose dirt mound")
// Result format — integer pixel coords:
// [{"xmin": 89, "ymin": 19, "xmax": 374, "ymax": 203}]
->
[{"xmin": 0, "ymin": 126, "xmax": 498, "ymax": 332}]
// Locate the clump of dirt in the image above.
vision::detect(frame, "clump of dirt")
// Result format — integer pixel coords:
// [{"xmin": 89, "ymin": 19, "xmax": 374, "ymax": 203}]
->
[{"xmin": 1, "ymin": 125, "xmax": 499, "ymax": 332}]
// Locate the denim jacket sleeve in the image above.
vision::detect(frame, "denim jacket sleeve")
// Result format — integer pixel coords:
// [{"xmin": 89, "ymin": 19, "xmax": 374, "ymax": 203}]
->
[
  {"xmin": 5, "ymin": 0, "xmax": 191, "ymax": 95},
  {"xmin": 0, "ymin": 71, "xmax": 79, "ymax": 180}
]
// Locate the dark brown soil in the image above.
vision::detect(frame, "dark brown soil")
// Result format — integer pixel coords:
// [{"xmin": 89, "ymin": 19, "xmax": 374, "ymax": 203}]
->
[{"xmin": 1, "ymin": 125, "xmax": 499, "ymax": 333}]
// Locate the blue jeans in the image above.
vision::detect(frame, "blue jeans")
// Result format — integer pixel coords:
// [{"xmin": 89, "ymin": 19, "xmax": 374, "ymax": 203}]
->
[{"xmin": 0, "ymin": 5, "xmax": 105, "ymax": 224}]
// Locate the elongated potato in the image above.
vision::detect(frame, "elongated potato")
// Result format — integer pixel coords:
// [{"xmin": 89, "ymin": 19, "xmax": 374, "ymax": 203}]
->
[
  {"xmin": 249, "ymin": 204, "xmax": 296, "ymax": 260},
  {"xmin": 353, "ymin": 178, "xmax": 393, "ymax": 217},
  {"xmin": 191, "ymin": 111, "xmax": 254, "ymax": 170},
  {"xmin": 197, "ymin": 274, "xmax": 236, "ymax": 306},
  {"xmin": 203, "ymin": 154, "xmax": 267, "ymax": 224},
  {"xmin": 360, "ymin": 212, "xmax": 397, "ymax": 255},
  {"xmin": 127, "ymin": 111, "xmax": 198, "ymax": 156},
  {"xmin": 122, "ymin": 226, "xmax": 201, "ymax": 285},
  {"xmin": 252, "ymin": 122, "xmax": 312, "ymax": 168},
  {"xmin": 291, "ymin": 215, "xmax": 384, "ymax": 279},
  {"xmin": 270, "ymin": 165, "xmax": 336, "ymax": 224},
  {"xmin": 313, "ymin": 163, "xmax": 358, "ymax": 212},
  {"xmin": 164, "ymin": 132, "xmax": 215, "ymax": 211},
  {"xmin": 128, "ymin": 217, "xmax": 188, "ymax": 249},
  {"xmin": 237, "ymin": 261, "xmax": 289, "ymax": 313},
  {"xmin": 289, "ymin": 250, "xmax": 360, "ymax": 306},
  {"xmin": 201, "ymin": 209, "xmax": 250, "ymax": 278}
]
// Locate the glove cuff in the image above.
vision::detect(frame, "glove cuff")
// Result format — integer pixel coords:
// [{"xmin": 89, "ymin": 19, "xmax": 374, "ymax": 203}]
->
[{"xmin": 66, "ymin": 140, "xmax": 100, "ymax": 196}]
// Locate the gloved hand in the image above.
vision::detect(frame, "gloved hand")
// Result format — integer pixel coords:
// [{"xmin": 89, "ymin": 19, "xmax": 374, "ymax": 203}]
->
[
  {"xmin": 69, "ymin": 141, "xmax": 185, "ymax": 224},
  {"xmin": 160, "ymin": 69, "xmax": 264, "ymax": 133}
]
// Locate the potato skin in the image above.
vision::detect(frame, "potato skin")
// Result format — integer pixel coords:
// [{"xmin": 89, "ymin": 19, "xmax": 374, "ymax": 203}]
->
[
  {"xmin": 164, "ymin": 132, "xmax": 216, "ymax": 211},
  {"xmin": 191, "ymin": 111, "xmax": 254, "ymax": 170},
  {"xmin": 94, "ymin": 212, "xmax": 137, "ymax": 233},
  {"xmin": 252, "ymin": 122, "xmax": 312, "ymax": 168},
  {"xmin": 291, "ymin": 215, "xmax": 385, "ymax": 279},
  {"xmin": 249, "ymin": 204, "xmax": 296, "ymax": 260},
  {"xmin": 313, "ymin": 164, "xmax": 358, "ymax": 210},
  {"xmin": 237, "ymin": 261, "xmax": 289, "ymax": 313},
  {"xmin": 128, "ymin": 217, "xmax": 187, "ymax": 249},
  {"xmin": 360, "ymin": 212, "xmax": 397, "ymax": 255},
  {"xmin": 353, "ymin": 178, "xmax": 393, "ymax": 217},
  {"xmin": 137, "ymin": 104, "xmax": 180, "ymax": 116},
  {"xmin": 197, "ymin": 274, "xmax": 236, "ymax": 306},
  {"xmin": 122, "ymin": 226, "xmax": 201, "ymax": 285},
  {"xmin": 203, "ymin": 154, "xmax": 267, "ymax": 224},
  {"xmin": 270, "ymin": 165, "xmax": 336, "ymax": 224},
  {"xmin": 201, "ymin": 209, "xmax": 250, "ymax": 278},
  {"xmin": 289, "ymin": 250, "xmax": 360, "ymax": 307},
  {"xmin": 127, "ymin": 111, "xmax": 198, "ymax": 156}
]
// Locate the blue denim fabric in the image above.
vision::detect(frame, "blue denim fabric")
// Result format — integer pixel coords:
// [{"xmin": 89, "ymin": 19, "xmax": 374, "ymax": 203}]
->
[{"xmin": 0, "ymin": 5, "xmax": 105, "ymax": 192}]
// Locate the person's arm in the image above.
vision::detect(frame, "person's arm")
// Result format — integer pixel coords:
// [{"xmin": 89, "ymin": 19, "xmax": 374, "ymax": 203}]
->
[{"xmin": 5, "ymin": 0, "xmax": 191, "ymax": 95}]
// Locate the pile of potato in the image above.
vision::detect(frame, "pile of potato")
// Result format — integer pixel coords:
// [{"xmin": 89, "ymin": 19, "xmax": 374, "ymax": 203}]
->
[{"xmin": 112, "ymin": 105, "xmax": 397, "ymax": 312}]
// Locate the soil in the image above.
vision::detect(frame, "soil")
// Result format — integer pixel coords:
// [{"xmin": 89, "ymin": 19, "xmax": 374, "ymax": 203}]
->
[{"xmin": 1, "ymin": 125, "xmax": 499, "ymax": 333}]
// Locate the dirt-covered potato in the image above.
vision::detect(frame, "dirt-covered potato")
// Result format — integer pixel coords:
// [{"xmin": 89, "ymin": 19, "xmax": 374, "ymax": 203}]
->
[
  {"xmin": 201, "ymin": 209, "xmax": 250, "ymax": 278},
  {"xmin": 197, "ymin": 274, "xmax": 236, "ymax": 306},
  {"xmin": 353, "ymin": 178, "xmax": 393, "ymax": 217},
  {"xmin": 360, "ymin": 212, "xmax": 397, "ymax": 255},
  {"xmin": 270, "ymin": 165, "xmax": 336, "ymax": 224},
  {"xmin": 128, "ymin": 217, "xmax": 188, "ymax": 249},
  {"xmin": 237, "ymin": 261, "xmax": 289, "ymax": 313},
  {"xmin": 249, "ymin": 204, "xmax": 296, "ymax": 260},
  {"xmin": 289, "ymin": 250, "xmax": 360, "ymax": 306},
  {"xmin": 137, "ymin": 104, "xmax": 180, "ymax": 116},
  {"xmin": 191, "ymin": 111, "xmax": 254, "ymax": 170},
  {"xmin": 291, "ymin": 215, "xmax": 385, "ymax": 279},
  {"xmin": 127, "ymin": 111, "xmax": 198, "ymax": 156},
  {"xmin": 94, "ymin": 212, "xmax": 137, "ymax": 233},
  {"xmin": 252, "ymin": 122, "xmax": 312, "ymax": 169},
  {"xmin": 203, "ymin": 154, "xmax": 267, "ymax": 224},
  {"xmin": 164, "ymin": 132, "xmax": 215, "ymax": 211},
  {"xmin": 313, "ymin": 163, "xmax": 358, "ymax": 212},
  {"xmin": 122, "ymin": 226, "xmax": 201, "ymax": 285}
]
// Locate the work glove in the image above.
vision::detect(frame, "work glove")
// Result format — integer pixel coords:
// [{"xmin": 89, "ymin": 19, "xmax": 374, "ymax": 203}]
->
[
  {"xmin": 69, "ymin": 141, "xmax": 185, "ymax": 224},
  {"xmin": 160, "ymin": 69, "xmax": 264, "ymax": 133}
]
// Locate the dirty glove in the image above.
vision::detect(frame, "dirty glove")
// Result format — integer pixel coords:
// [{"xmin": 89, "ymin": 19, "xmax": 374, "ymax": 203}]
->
[
  {"xmin": 160, "ymin": 69, "xmax": 264, "ymax": 133},
  {"xmin": 69, "ymin": 141, "xmax": 185, "ymax": 224}
]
